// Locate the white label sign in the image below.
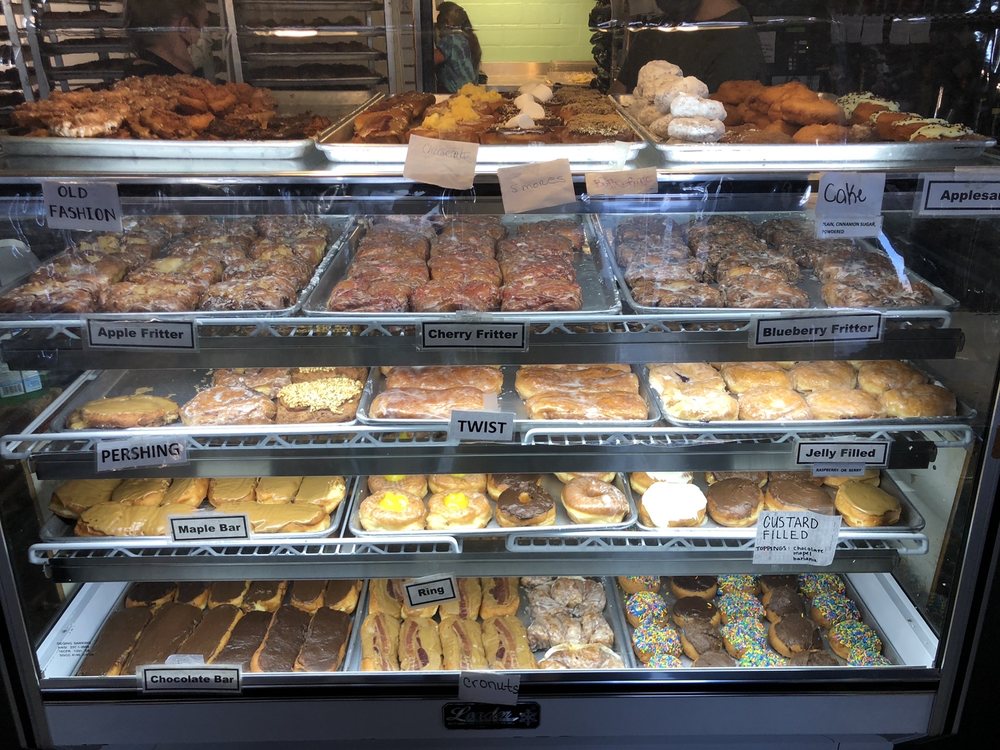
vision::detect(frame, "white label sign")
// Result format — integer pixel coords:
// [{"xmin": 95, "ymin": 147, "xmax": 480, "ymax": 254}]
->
[
  {"xmin": 41, "ymin": 181, "xmax": 123, "ymax": 232},
  {"xmin": 795, "ymin": 440, "xmax": 890, "ymax": 467},
  {"xmin": 497, "ymin": 159, "xmax": 576, "ymax": 214},
  {"xmin": 140, "ymin": 666, "xmax": 241, "ymax": 693},
  {"xmin": 169, "ymin": 514, "xmax": 250, "ymax": 542},
  {"xmin": 816, "ymin": 216, "xmax": 883, "ymax": 239},
  {"xmin": 751, "ymin": 313, "xmax": 883, "ymax": 347},
  {"xmin": 419, "ymin": 322, "xmax": 527, "ymax": 350},
  {"xmin": 86, "ymin": 319, "xmax": 197, "ymax": 351},
  {"xmin": 403, "ymin": 575, "xmax": 459, "ymax": 608},
  {"xmin": 811, "ymin": 464, "xmax": 867, "ymax": 477},
  {"xmin": 459, "ymin": 671, "xmax": 522, "ymax": 706},
  {"xmin": 584, "ymin": 167, "xmax": 657, "ymax": 196},
  {"xmin": 917, "ymin": 178, "xmax": 1000, "ymax": 216},
  {"xmin": 753, "ymin": 511, "xmax": 842, "ymax": 567},
  {"xmin": 816, "ymin": 172, "xmax": 885, "ymax": 219},
  {"xmin": 95, "ymin": 438, "xmax": 188, "ymax": 472},
  {"xmin": 403, "ymin": 135, "xmax": 479, "ymax": 190},
  {"xmin": 448, "ymin": 410, "xmax": 516, "ymax": 442}
]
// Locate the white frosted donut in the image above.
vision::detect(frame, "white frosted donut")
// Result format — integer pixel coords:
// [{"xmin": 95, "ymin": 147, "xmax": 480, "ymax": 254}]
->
[
  {"xmin": 530, "ymin": 83, "xmax": 553, "ymax": 102},
  {"xmin": 653, "ymin": 76, "xmax": 709, "ymax": 110},
  {"xmin": 646, "ymin": 472, "xmax": 693, "ymax": 483},
  {"xmin": 667, "ymin": 116, "xmax": 725, "ymax": 143},
  {"xmin": 638, "ymin": 60, "xmax": 683, "ymax": 84},
  {"xmin": 648, "ymin": 114, "xmax": 674, "ymax": 138},
  {"xmin": 641, "ymin": 482, "xmax": 707, "ymax": 528},
  {"xmin": 639, "ymin": 70, "xmax": 684, "ymax": 98},
  {"xmin": 635, "ymin": 103, "xmax": 664, "ymax": 126},
  {"xmin": 670, "ymin": 93, "xmax": 727, "ymax": 120}
]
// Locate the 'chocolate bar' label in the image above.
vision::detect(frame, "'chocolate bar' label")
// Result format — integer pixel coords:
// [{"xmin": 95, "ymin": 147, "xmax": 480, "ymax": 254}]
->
[{"xmin": 140, "ymin": 666, "xmax": 241, "ymax": 693}]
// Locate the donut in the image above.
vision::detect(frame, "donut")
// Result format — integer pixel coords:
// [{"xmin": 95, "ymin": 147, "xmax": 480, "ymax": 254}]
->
[
  {"xmin": 828, "ymin": 620, "xmax": 882, "ymax": 661},
  {"xmin": 368, "ymin": 474, "xmax": 427, "ymax": 497},
  {"xmin": 806, "ymin": 388, "xmax": 882, "ymax": 420},
  {"xmin": 631, "ymin": 621, "xmax": 682, "ymax": 663},
  {"xmin": 759, "ymin": 575, "xmax": 797, "ymax": 595},
  {"xmin": 717, "ymin": 574, "xmax": 759, "ymax": 596},
  {"xmin": 486, "ymin": 473, "xmax": 541, "ymax": 500},
  {"xmin": 640, "ymin": 482, "xmax": 707, "ymax": 528},
  {"xmin": 737, "ymin": 643, "xmax": 788, "ymax": 667},
  {"xmin": 648, "ymin": 114, "xmax": 674, "ymax": 140},
  {"xmin": 780, "ymin": 95, "xmax": 845, "ymax": 126},
  {"xmin": 679, "ymin": 621, "xmax": 724, "ymax": 660},
  {"xmin": 706, "ymin": 478, "xmax": 764, "ymax": 527},
  {"xmin": 792, "ymin": 124, "xmax": 849, "ymax": 144},
  {"xmin": 857, "ymin": 361, "xmax": 926, "ymax": 395},
  {"xmin": 721, "ymin": 617, "xmax": 768, "ymax": 658},
  {"xmin": 789, "ymin": 361, "xmax": 857, "ymax": 393},
  {"xmin": 560, "ymin": 477, "xmax": 629, "ymax": 524},
  {"xmin": 669, "ymin": 576, "xmax": 718, "ymax": 600},
  {"xmin": 705, "ymin": 471, "xmax": 767, "ymax": 486},
  {"xmin": 629, "ymin": 471, "xmax": 692, "ymax": 495},
  {"xmin": 625, "ymin": 590, "xmax": 670, "ymax": 628},
  {"xmin": 713, "ymin": 80, "xmax": 764, "ymax": 105},
  {"xmin": 494, "ymin": 485, "xmax": 555, "ymax": 527},
  {"xmin": 880, "ymin": 383, "xmax": 956, "ymax": 418},
  {"xmin": 555, "ymin": 471, "xmax": 615, "ymax": 484},
  {"xmin": 667, "ymin": 116, "xmax": 725, "ymax": 143},
  {"xmin": 847, "ymin": 650, "xmax": 892, "ymax": 666},
  {"xmin": 358, "ymin": 489, "xmax": 427, "ymax": 532},
  {"xmin": 768, "ymin": 615, "xmax": 822, "ymax": 658},
  {"xmin": 652, "ymin": 76, "xmax": 709, "ymax": 111},
  {"xmin": 670, "ymin": 93, "xmax": 727, "ymax": 120},
  {"xmin": 810, "ymin": 593, "xmax": 861, "ymax": 628},
  {"xmin": 647, "ymin": 651, "xmax": 684, "ymax": 668},
  {"xmin": 634, "ymin": 102, "xmax": 663, "ymax": 126},
  {"xmin": 763, "ymin": 586, "xmax": 805, "ymax": 624},
  {"xmin": 716, "ymin": 592, "xmax": 765, "ymax": 624},
  {"xmin": 617, "ymin": 576, "xmax": 661, "ymax": 594},
  {"xmin": 425, "ymin": 490, "xmax": 491, "ymax": 530},
  {"xmin": 798, "ymin": 574, "xmax": 845, "ymax": 600},
  {"xmin": 671, "ymin": 596, "xmax": 721, "ymax": 629},
  {"xmin": 427, "ymin": 473, "xmax": 487, "ymax": 494},
  {"xmin": 788, "ymin": 650, "xmax": 840, "ymax": 667}
]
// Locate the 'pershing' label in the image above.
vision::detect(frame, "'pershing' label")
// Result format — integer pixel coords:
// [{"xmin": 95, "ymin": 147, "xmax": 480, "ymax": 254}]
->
[{"xmin": 96, "ymin": 438, "xmax": 188, "ymax": 472}]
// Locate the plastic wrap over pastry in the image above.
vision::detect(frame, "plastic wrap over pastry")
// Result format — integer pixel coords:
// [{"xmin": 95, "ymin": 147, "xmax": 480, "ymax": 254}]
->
[
  {"xmin": 524, "ymin": 391, "xmax": 647, "ymax": 421},
  {"xmin": 385, "ymin": 366, "xmax": 504, "ymax": 394},
  {"xmin": 500, "ymin": 277, "xmax": 583, "ymax": 312},
  {"xmin": 515, "ymin": 366, "xmax": 638, "ymax": 400},
  {"xmin": 368, "ymin": 387, "xmax": 489, "ymax": 420},
  {"xmin": 537, "ymin": 643, "xmax": 624, "ymax": 669},
  {"xmin": 210, "ymin": 502, "xmax": 328, "ymax": 533},
  {"xmin": 180, "ymin": 385, "xmax": 277, "ymax": 425}
]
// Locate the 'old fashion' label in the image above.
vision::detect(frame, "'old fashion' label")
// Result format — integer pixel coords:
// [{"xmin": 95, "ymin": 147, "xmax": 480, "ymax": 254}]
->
[
  {"xmin": 169, "ymin": 514, "xmax": 250, "ymax": 542},
  {"xmin": 403, "ymin": 574, "xmax": 458, "ymax": 608},
  {"xmin": 458, "ymin": 671, "xmax": 522, "ymax": 706},
  {"xmin": 753, "ymin": 510, "xmax": 842, "ymax": 567},
  {"xmin": 448, "ymin": 410, "xmax": 516, "ymax": 442},
  {"xmin": 86, "ymin": 319, "xmax": 198, "ymax": 351},
  {"xmin": 403, "ymin": 135, "xmax": 479, "ymax": 190},
  {"xmin": 497, "ymin": 159, "xmax": 576, "ymax": 214},
  {"xmin": 140, "ymin": 666, "xmax": 241, "ymax": 693},
  {"xmin": 42, "ymin": 181, "xmax": 124, "ymax": 232},
  {"xmin": 96, "ymin": 437, "xmax": 188, "ymax": 472},
  {"xmin": 751, "ymin": 313, "xmax": 883, "ymax": 347},
  {"xmin": 419, "ymin": 322, "xmax": 527, "ymax": 350},
  {"xmin": 795, "ymin": 440, "xmax": 890, "ymax": 467},
  {"xmin": 584, "ymin": 167, "xmax": 657, "ymax": 196}
]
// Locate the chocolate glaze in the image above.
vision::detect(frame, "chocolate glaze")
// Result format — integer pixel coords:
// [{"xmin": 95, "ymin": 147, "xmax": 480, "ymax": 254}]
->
[
  {"xmin": 123, "ymin": 603, "xmax": 202, "ymax": 672},
  {"xmin": 243, "ymin": 581, "xmax": 285, "ymax": 611},
  {"xmin": 490, "ymin": 473, "xmax": 540, "ymax": 493},
  {"xmin": 255, "ymin": 605, "xmax": 311, "ymax": 672},
  {"xmin": 768, "ymin": 471, "xmax": 825, "ymax": 486},
  {"xmin": 290, "ymin": 580, "xmax": 326, "ymax": 609},
  {"xmin": 208, "ymin": 581, "xmax": 249, "ymax": 607},
  {"xmin": 175, "ymin": 582, "xmax": 209, "ymax": 607},
  {"xmin": 497, "ymin": 486, "xmax": 553, "ymax": 522},
  {"xmin": 125, "ymin": 582, "xmax": 177, "ymax": 607},
  {"xmin": 673, "ymin": 596, "xmax": 718, "ymax": 623},
  {"xmin": 296, "ymin": 608, "xmax": 351, "ymax": 671},
  {"xmin": 706, "ymin": 478, "xmax": 764, "ymax": 519},
  {"xmin": 177, "ymin": 604, "xmax": 242, "ymax": 662},
  {"xmin": 760, "ymin": 575, "xmax": 797, "ymax": 592},
  {"xmin": 709, "ymin": 471, "xmax": 767, "ymax": 485},
  {"xmin": 78, "ymin": 607, "xmax": 151, "ymax": 676},
  {"xmin": 789, "ymin": 650, "xmax": 839, "ymax": 667},
  {"xmin": 214, "ymin": 610, "xmax": 273, "ymax": 667},
  {"xmin": 767, "ymin": 480, "xmax": 836, "ymax": 515},
  {"xmin": 773, "ymin": 615, "xmax": 823, "ymax": 651},
  {"xmin": 682, "ymin": 622, "xmax": 724, "ymax": 656},
  {"xmin": 324, "ymin": 580, "xmax": 359, "ymax": 613},
  {"xmin": 671, "ymin": 576, "xmax": 718, "ymax": 593},
  {"xmin": 693, "ymin": 651, "xmax": 737, "ymax": 668},
  {"xmin": 765, "ymin": 587, "xmax": 805, "ymax": 620}
]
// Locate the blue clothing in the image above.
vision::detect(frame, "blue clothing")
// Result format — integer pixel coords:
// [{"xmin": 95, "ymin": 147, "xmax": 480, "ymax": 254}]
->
[{"xmin": 436, "ymin": 30, "xmax": 478, "ymax": 93}]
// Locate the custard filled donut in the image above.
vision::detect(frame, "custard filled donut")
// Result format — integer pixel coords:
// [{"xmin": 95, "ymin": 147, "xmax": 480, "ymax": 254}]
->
[
  {"xmin": 359, "ymin": 490, "xmax": 426, "ymax": 532},
  {"xmin": 629, "ymin": 471, "xmax": 693, "ymax": 495},
  {"xmin": 486, "ymin": 473, "xmax": 541, "ymax": 501},
  {"xmin": 667, "ymin": 116, "xmax": 725, "ymax": 143},
  {"xmin": 428, "ymin": 473, "xmax": 487, "ymax": 494},
  {"xmin": 555, "ymin": 471, "xmax": 615, "ymax": 484},
  {"xmin": 425, "ymin": 490, "xmax": 492, "ymax": 530},
  {"xmin": 768, "ymin": 615, "xmax": 822, "ymax": 658},
  {"xmin": 759, "ymin": 575, "xmax": 796, "ymax": 596},
  {"xmin": 670, "ymin": 93, "xmax": 727, "ymax": 120},
  {"xmin": 670, "ymin": 576, "xmax": 718, "ymax": 600},
  {"xmin": 806, "ymin": 388, "xmax": 882, "ymax": 420},
  {"xmin": 765, "ymin": 479, "xmax": 836, "ymax": 515},
  {"xmin": 763, "ymin": 587, "xmax": 805, "ymax": 624},
  {"xmin": 368, "ymin": 474, "xmax": 428, "ymax": 498},
  {"xmin": 495, "ymin": 485, "xmax": 555, "ymax": 527},
  {"xmin": 857, "ymin": 360, "xmax": 926, "ymax": 395},
  {"xmin": 560, "ymin": 477, "xmax": 629, "ymax": 524},
  {"xmin": 792, "ymin": 124, "xmax": 849, "ymax": 144},
  {"xmin": 672, "ymin": 596, "xmax": 721, "ymax": 629}
]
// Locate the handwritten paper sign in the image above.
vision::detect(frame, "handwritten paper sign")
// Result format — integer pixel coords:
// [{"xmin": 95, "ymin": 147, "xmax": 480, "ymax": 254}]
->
[
  {"xmin": 585, "ymin": 167, "xmax": 657, "ymax": 196},
  {"xmin": 403, "ymin": 135, "xmax": 479, "ymax": 190},
  {"xmin": 497, "ymin": 159, "xmax": 576, "ymax": 214}
]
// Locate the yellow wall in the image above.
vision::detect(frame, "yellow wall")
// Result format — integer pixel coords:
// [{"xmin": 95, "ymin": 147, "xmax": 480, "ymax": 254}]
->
[{"xmin": 462, "ymin": 0, "xmax": 594, "ymax": 63}]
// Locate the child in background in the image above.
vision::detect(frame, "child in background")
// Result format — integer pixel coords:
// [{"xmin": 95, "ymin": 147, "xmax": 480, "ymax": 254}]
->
[{"xmin": 434, "ymin": 2, "xmax": 483, "ymax": 93}]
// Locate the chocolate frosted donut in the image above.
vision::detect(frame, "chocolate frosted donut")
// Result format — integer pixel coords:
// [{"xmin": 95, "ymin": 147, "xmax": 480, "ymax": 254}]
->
[
  {"xmin": 680, "ymin": 621, "xmax": 724, "ymax": 660},
  {"xmin": 487, "ymin": 473, "xmax": 541, "ymax": 500},
  {"xmin": 788, "ymin": 650, "xmax": 839, "ymax": 667},
  {"xmin": 769, "ymin": 614, "xmax": 823, "ymax": 657},
  {"xmin": 765, "ymin": 479, "xmax": 836, "ymax": 515},
  {"xmin": 759, "ymin": 575, "xmax": 797, "ymax": 594},
  {"xmin": 672, "ymin": 596, "xmax": 720, "ymax": 628},
  {"xmin": 692, "ymin": 651, "xmax": 737, "ymax": 668},
  {"xmin": 764, "ymin": 586, "xmax": 805, "ymax": 623},
  {"xmin": 670, "ymin": 576, "xmax": 718, "ymax": 600},
  {"xmin": 706, "ymin": 478, "xmax": 765, "ymax": 527},
  {"xmin": 495, "ymin": 485, "xmax": 555, "ymax": 527}
]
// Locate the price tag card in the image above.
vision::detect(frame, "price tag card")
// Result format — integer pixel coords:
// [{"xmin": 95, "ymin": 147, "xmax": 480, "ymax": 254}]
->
[
  {"xmin": 497, "ymin": 159, "xmax": 575, "ymax": 214},
  {"xmin": 419, "ymin": 321, "xmax": 527, "ymax": 351},
  {"xmin": 448, "ymin": 410, "xmax": 516, "ymax": 442},
  {"xmin": 816, "ymin": 216, "xmax": 883, "ymax": 239},
  {"xmin": 584, "ymin": 167, "xmax": 657, "ymax": 196},
  {"xmin": 753, "ymin": 511, "xmax": 842, "ymax": 567},
  {"xmin": 458, "ymin": 672, "xmax": 521, "ymax": 706},
  {"xmin": 169, "ymin": 514, "xmax": 250, "ymax": 542},
  {"xmin": 795, "ymin": 439, "xmax": 890, "ymax": 467},
  {"xmin": 403, "ymin": 135, "xmax": 479, "ymax": 190},
  {"xmin": 403, "ymin": 574, "xmax": 458, "ymax": 608},
  {"xmin": 41, "ymin": 181, "xmax": 123, "ymax": 233},
  {"xmin": 917, "ymin": 175, "xmax": 1000, "ymax": 216},
  {"xmin": 816, "ymin": 172, "xmax": 885, "ymax": 219},
  {"xmin": 85, "ymin": 319, "xmax": 198, "ymax": 351},
  {"xmin": 750, "ymin": 313, "xmax": 883, "ymax": 347},
  {"xmin": 140, "ymin": 665, "xmax": 241, "ymax": 693},
  {"xmin": 96, "ymin": 437, "xmax": 188, "ymax": 472},
  {"xmin": 861, "ymin": 15, "xmax": 884, "ymax": 45}
]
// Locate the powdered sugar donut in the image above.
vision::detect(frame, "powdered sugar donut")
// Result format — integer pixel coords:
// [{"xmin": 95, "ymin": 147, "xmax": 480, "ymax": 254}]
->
[
  {"xmin": 670, "ymin": 93, "xmax": 727, "ymax": 120},
  {"xmin": 667, "ymin": 116, "xmax": 725, "ymax": 143},
  {"xmin": 635, "ymin": 102, "xmax": 664, "ymax": 126},
  {"xmin": 637, "ymin": 60, "xmax": 682, "ymax": 90},
  {"xmin": 648, "ymin": 115, "xmax": 675, "ymax": 139},
  {"xmin": 653, "ymin": 76, "xmax": 710, "ymax": 111}
]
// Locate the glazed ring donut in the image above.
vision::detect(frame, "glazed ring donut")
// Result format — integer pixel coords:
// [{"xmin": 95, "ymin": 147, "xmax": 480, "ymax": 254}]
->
[
  {"xmin": 670, "ymin": 93, "xmax": 727, "ymax": 120},
  {"xmin": 367, "ymin": 474, "xmax": 427, "ymax": 497},
  {"xmin": 425, "ymin": 490, "xmax": 492, "ymax": 530},
  {"xmin": 667, "ymin": 116, "xmax": 725, "ymax": 143},
  {"xmin": 427, "ymin": 473, "xmax": 487, "ymax": 494},
  {"xmin": 359, "ymin": 489, "xmax": 426, "ymax": 532},
  {"xmin": 554, "ymin": 471, "xmax": 615, "ymax": 484},
  {"xmin": 560, "ymin": 477, "xmax": 629, "ymax": 524}
]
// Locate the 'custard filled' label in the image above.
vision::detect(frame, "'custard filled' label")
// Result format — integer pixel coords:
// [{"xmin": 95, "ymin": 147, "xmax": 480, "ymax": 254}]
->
[
  {"xmin": 448, "ymin": 410, "xmax": 516, "ymax": 442},
  {"xmin": 497, "ymin": 159, "xmax": 576, "ymax": 214},
  {"xmin": 41, "ymin": 181, "xmax": 124, "ymax": 232},
  {"xmin": 795, "ymin": 440, "xmax": 890, "ymax": 467},
  {"xmin": 169, "ymin": 514, "xmax": 250, "ymax": 542},
  {"xmin": 140, "ymin": 666, "xmax": 241, "ymax": 693},
  {"xmin": 86, "ymin": 319, "xmax": 198, "ymax": 351},
  {"xmin": 458, "ymin": 671, "xmax": 522, "ymax": 706},
  {"xmin": 753, "ymin": 511, "xmax": 842, "ymax": 567},
  {"xmin": 96, "ymin": 437, "xmax": 188, "ymax": 472},
  {"xmin": 403, "ymin": 574, "xmax": 458, "ymax": 608},
  {"xmin": 419, "ymin": 322, "xmax": 527, "ymax": 350},
  {"xmin": 751, "ymin": 313, "xmax": 883, "ymax": 347}
]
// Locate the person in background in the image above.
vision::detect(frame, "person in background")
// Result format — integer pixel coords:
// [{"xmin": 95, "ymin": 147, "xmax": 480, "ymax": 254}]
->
[
  {"xmin": 614, "ymin": 0, "xmax": 765, "ymax": 94},
  {"xmin": 124, "ymin": 0, "xmax": 210, "ymax": 77},
  {"xmin": 434, "ymin": 2, "xmax": 483, "ymax": 93}
]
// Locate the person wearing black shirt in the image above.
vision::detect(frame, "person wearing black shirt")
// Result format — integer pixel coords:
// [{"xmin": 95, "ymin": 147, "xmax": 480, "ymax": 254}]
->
[
  {"xmin": 615, "ymin": 0, "xmax": 765, "ymax": 94},
  {"xmin": 124, "ymin": 0, "xmax": 209, "ymax": 77}
]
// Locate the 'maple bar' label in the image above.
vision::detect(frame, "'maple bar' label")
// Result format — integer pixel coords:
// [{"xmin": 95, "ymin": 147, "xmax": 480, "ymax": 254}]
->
[{"xmin": 169, "ymin": 514, "xmax": 250, "ymax": 542}]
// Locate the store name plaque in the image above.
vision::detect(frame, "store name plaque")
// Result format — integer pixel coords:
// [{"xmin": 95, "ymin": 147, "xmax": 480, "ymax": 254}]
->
[
  {"xmin": 403, "ymin": 574, "xmax": 458, "ymax": 608},
  {"xmin": 96, "ymin": 437, "xmax": 188, "ymax": 472},
  {"xmin": 85, "ymin": 319, "xmax": 198, "ymax": 351},
  {"xmin": 169, "ymin": 514, "xmax": 250, "ymax": 542},
  {"xmin": 140, "ymin": 666, "xmax": 241, "ymax": 693},
  {"xmin": 419, "ymin": 322, "xmax": 527, "ymax": 351},
  {"xmin": 41, "ymin": 181, "xmax": 124, "ymax": 233},
  {"xmin": 448, "ymin": 410, "xmax": 516, "ymax": 442},
  {"xmin": 751, "ymin": 313, "xmax": 883, "ymax": 347},
  {"xmin": 753, "ymin": 510, "xmax": 842, "ymax": 567},
  {"xmin": 795, "ymin": 439, "xmax": 890, "ymax": 467}
]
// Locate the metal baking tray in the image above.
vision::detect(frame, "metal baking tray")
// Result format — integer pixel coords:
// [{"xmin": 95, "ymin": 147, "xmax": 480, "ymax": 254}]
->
[
  {"xmin": 301, "ymin": 216, "xmax": 622, "ymax": 320},
  {"xmin": 37, "ymin": 475, "xmax": 353, "ymax": 542},
  {"xmin": 356, "ymin": 365, "xmax": 658, "ymax": 429},
  {"xmin": 242, "ymin": 50, "xmax": 385, "ymax": 62},
  {"xmin": 316, "ymin": 93, "xmax": 645, "ymax": 165},
  {"xmin": 0, "ymin": 215, "xmax": 350, "ymax": 322},
  {"xmin": 644, "ymin": 363, "xmax": 976, "ymax": 430},
  {"xmin": 248, "ymin": 77, "xmax": 385, "ymax": 89},
  {"xmin": 626, "ymin": 469, "xmax": 925, "ymax": 536},
  {"xmin": 45, "ymin": 367, "xmax": 364, "ymax": 435},
  {"xmin": 347, "ymin": 473, "xmax": 637, "ymax": 538},
  {"xmin": 344, "ymin": 576, "xmax": 630, "ymax": 671},
  {"xmin": 590, "ymin": 214, "xmax": 960, "ymax": 318}
]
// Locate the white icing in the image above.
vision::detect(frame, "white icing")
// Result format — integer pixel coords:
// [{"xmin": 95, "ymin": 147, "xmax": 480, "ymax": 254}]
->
[
  {"xmin": 646, "ymin": 472, "xmax": 693, "ymax": 483},
  {"xmin": 652, "ymin": 76, "xmax": 709, "ymax": 112},
  {"xmin": 519, "ymin": 100, "xmax": 545, "ymax": 119},
  {"xmin": 667, "ymin": 116, "xmax": 725, "ymax": 143},
  {"xmin": 669, "ymin": 93, "xmax": 727, "ymax": 120},
  {"xmin": 505, "ymin": 112, "xmax": 536, "ymax": 129},
  {"xmin": 531, "ymin": 83, "xmax": 553, "ymax": 102},
  {"xmin": 513, "ymin": 93, "xmax": 537, "ymax": 110},
  {"xmin": 641, "ymin": 483, "xmax": 706, "ymax": 527}
]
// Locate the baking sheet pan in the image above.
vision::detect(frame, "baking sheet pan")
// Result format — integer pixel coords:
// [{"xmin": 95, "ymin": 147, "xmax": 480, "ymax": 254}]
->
[
  {"xmin": 344, "ymin": 576, "xmax": 631, "ymax": 671},
  {"xmin": 626, "ymin": 470, "xmax": 925, "ymax": 535},
  {"xmin": 643, "ymin": 363, "xmax": 976, "ymax": 430},
  {"xmin": 301, "ymin": 215, "xmax": 622, "ymax": 320},
  {"xmin": 37, "ymin": 475, "xmax": 352, "ymax": 542},
  {"xmin": 347, "ymin": 473, "xmax": 637, "ymax": 537},
  {"xmin": 356, "ymin": 365, "xmax": 658, "ymax": 429},
  {"xmin": 590, "ymin": 214, "xmax": 960, "ymax": 318}
]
